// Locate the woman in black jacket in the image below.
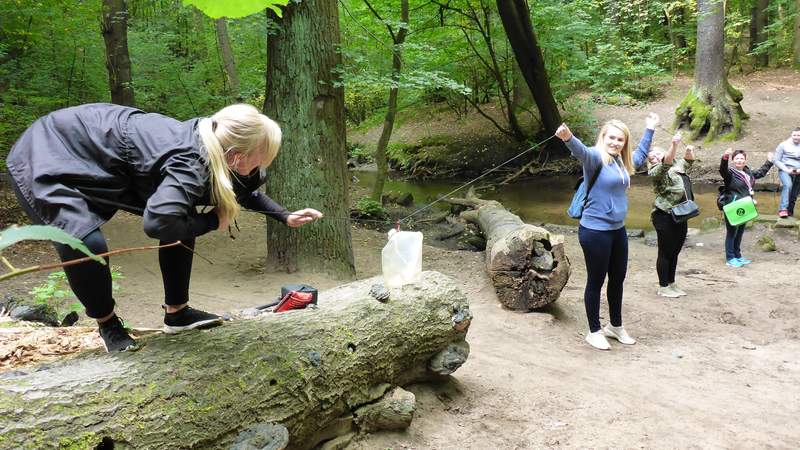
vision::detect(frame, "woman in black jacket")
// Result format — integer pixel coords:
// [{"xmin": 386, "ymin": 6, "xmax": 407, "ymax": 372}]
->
[
  {"xmin": 719, "ymin": 148, "xmax": 773, "ymax": 267},
  {"xmin": 7, "ymin": 103, "xmax": 322, "ymax": 351}
]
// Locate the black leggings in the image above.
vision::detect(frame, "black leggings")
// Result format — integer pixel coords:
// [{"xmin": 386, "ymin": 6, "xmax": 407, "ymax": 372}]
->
[
  {"xmin": 578, "ymin": 225, "xmax": 628, "ymax": 332},
  {"xmin": 651, "ymin": 210, "xmax": 688, "ymax": 287},
  {"xmin": 11, "ymin": 181, "xmax": 195, "ymax": 319}
]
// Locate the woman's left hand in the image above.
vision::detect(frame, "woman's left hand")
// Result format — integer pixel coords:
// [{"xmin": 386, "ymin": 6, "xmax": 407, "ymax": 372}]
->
[
  {"xmin": 645, "ymin": 112, "xmax": 660, "ymax": 130},
  {"xmin": 768, "ymin": 152, "xmax": 774, "ymax": 163},
  {"xmin": 286, "ymin": 208, "xmax": 324, "ymax": 227}
]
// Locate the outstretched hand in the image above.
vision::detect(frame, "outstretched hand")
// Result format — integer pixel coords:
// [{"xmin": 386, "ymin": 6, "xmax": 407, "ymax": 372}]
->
[
  {"xmin": 286, "ymin": 208, "xmax": 324, "ymax": 228},
  {"xmin": 767, "ymin": 152, "xmax": 774, "ymax": 163},
  {"xmin": 555, "ymin": 123, "xmax": 573, "ymax": 142},
  {"xmin": 724, "ymin": 147, "xmax": 733, "ymax": 157},
  {"xmin": 645, "ymin": 112, "xmax": 660, "ymax": 130}
]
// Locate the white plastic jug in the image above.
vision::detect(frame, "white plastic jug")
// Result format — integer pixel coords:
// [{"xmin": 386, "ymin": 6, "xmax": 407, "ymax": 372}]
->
[{"xmin": 381, "ymin": 229, "xmax": 423, "ymax": 287}]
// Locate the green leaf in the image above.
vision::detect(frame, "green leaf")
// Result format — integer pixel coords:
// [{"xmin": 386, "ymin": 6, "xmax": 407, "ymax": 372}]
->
[
  {"xmin": 181, "ymin": 0, "xmax": 289, "ymax": 19},
  {"xmin": 0, "ymin": 225, "xmax": 105, "ymax": 264}
]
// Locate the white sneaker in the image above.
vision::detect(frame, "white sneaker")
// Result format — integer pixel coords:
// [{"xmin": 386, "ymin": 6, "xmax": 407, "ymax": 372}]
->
[
  {"xmin": 585, "ymin": 331, "xmax": 611, "ymax": 350},
  {"xmin": 657, "ymin": 286, "xmax": 681, "ymax": 298},
  {"xmin": 603, "ymin": 324, "xmax": 636, "ymax": 345},
  {"xmin": 668, "ymin": 283, "xmax": 687, "ymax": 296}
]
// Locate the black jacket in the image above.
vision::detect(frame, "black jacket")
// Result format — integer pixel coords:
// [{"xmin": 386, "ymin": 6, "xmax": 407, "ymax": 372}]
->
[
  {"xmin": 7, "ymin": 103, "xmax": 288, "ymax": 240},
  {"xmin": 719, "ymin": 155, "xmax": 773, "ymax": 205}
]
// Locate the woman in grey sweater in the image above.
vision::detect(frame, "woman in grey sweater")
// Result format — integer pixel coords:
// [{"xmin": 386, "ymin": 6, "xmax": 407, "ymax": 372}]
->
[{"xmin": 7, "ymin": 103, "xmax": 322, "ymax": 351}]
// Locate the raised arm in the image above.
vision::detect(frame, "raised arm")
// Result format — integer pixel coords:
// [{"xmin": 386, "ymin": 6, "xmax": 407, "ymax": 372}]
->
[
  {"xmin": 633, "ymin": 113, "xmax": 659, "ymax": 169},
  {"xmin": 556, "ymin": 123, "xmax": 594, "ymax": 164},
  {"xmin": 752, "ymin": 152, "xmax": 774, "ymax": 179},
  {"xmin": 719, "ymin": 148, "xmax": 732, "ymax": 182}
]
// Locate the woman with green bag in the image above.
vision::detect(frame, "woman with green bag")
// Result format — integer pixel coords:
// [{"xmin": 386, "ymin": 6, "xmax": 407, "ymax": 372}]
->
[{"xmin": 719, "ymin": 148, "xmax": 773, "ymax": 267}]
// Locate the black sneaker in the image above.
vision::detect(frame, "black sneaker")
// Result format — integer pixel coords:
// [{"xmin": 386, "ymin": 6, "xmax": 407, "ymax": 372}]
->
[
  {"xmin": 98, "ymin": 315, "xmax": 138, "ymax": 352},
  {"xmin": 163, "ymin": 306, "xmax": 223, "ymax": 334}
]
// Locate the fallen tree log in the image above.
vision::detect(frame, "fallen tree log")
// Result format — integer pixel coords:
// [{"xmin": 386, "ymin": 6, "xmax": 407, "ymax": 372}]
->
[
  {"xmin": 447, "ymin": 190, "xmax": 570, "ymax": 310},
  {"xmin": 0, "ymin": 271, "xmax": 471, "ymax": 450}
]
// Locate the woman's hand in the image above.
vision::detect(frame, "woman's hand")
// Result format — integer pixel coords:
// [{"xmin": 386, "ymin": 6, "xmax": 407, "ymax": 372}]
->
[
  {"xmin": 645, "ymin": 112, "xmax": 660, "ymax": 130},
  {"xmin": 684, "ymin": 145, "xmax": 695, "ymax": 161},
  {"xmin": 555, "ymin": 123, "xmax": 573, "ymax": 142},
  {"xmin": 724, "ymin": 147, "xmax": 733, "ymax": 157},
  {"xmin": 214, "ymin": 208, "xmax": 230, "ymax": 231},
  {"xmin": 672, "ymin": 132, "xmax": 682, "ymax": 144},
  {"xmin": 286, "ymin": 208, "xmax": 324, "ymax": 228},
  {"xmin": 767, "ymin": 152, "xmax": 774, "ymax": 163}
]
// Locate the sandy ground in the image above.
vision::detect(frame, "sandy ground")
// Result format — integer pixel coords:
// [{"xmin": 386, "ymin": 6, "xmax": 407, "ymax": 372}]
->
[{"xmin": 2, "ymin": 69, "xmax": 800, "ymax": 448}]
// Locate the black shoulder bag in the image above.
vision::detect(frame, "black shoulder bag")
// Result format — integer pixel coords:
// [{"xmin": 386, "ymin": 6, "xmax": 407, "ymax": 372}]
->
[{"xmin": 670, "ymin": 174, "xmax": 700, "ymax": 223}]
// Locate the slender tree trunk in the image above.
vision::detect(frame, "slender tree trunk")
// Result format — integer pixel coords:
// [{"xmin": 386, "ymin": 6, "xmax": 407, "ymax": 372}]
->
[
  {"xmin": 496, "ymin": 0, "xmax": 568, "ymax": 158},
  {"xmin": 750, "ymin": 0, "xmax": 770, "ymax": 67},
  {"xmin": 264, "ymin": 0, "xmax": 355, "ymax": 277},
  {"xmin": 673, "ymin": 0, "xmax": 747, "ymax": 141},
  {"xmin": 101, "ymin": 0, "xmax": 135, "ymax": 106},
  {"xmin": 372, "ymin": 0, "xmax": 409, "ymax": 201},
  {"xmin": 215, "ymin": 17, "xmax": 241, "ymax": 97},
  {"xmin": 794, "ymin": 0, "xmax": 800, "ymax": 66}
]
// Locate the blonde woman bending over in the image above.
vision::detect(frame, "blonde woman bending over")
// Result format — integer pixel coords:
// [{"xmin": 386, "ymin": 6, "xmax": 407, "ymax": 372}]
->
[{"xmin": 6, "ymin": 103, "xmax": 322, "ymax": 352}]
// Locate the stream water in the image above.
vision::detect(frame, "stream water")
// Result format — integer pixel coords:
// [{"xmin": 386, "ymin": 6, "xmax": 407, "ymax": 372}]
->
[{"xmin": 354, "ymin": 171, "xmax": 783, "ymax": 230}]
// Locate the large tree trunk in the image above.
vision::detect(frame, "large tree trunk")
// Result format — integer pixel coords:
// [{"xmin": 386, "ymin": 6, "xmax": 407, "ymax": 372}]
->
[
  {"xmin": 101, "ymin": 0, "xmax": 135, "ymax": 106},
  {"xmin": 215, "ymin": 17, "xmax": 241, "ymax": 97},
  {"xmin": 673, "ymin": 0, "xmax": 746, "ymax": 141},
  {"xmin": 496, "ymin": 0, "xmax": 569, "ymax": 160},
  {"xmin": 264, "ymin": 0, "xmax": 355, "ymax": 277},
  {"xmin": 447, "ymin": 190, "xmax": 570, "ymax": 310},
  {"xmin": 0, "ymin": 271, "xmax": 471, "ymax": 450},
  {"xmin": 750, "ymin": 0, "xmax": 770, "ymax": 67},
  {"xmin": 794, "ymin": 0, "xmax": 800, "ymax": 66},
  {"xmin": 371, "ymin": 0, "xmax": 409, "ymax": 201}
]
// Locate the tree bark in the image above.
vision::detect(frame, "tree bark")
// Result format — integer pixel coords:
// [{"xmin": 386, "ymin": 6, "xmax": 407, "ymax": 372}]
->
[
  {"xmin": 794, "ymin": 0, "xmax": 800, "ymax": 66},
  {"xmin": 673, "ymin": 0, "xmax": 746, "ymax": 141},
  {"xmin": 447, "ymin": 190, "xmax": 570, "ymax": 310},
  {"xmin": 370, "ymin": 0, "xmax": 409, "ymax": 201},
  {"xmin": 495, "ymin": 0, "xmax": 569, "ymax": 159},
  {"xmin": 215, "ymin": 17, "xmax": 241, "ymax": 97},
  {"xmin": 264, "ymin": 0, "xmax": 355, "ymax": 277},
  {"xmin": 101, "ymin": 0, "xmax": 135, "ymax": 106},
  {"xmin": 750, "ymin": 0, "xmax": 770, "ymax": 67},
  {"xmin": 0, "ymin": 271, "xmax": 471, "ymax": 450}
]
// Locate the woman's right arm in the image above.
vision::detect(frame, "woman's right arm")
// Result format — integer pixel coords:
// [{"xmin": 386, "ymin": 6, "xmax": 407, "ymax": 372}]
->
[
  {"xmin": 719, "ymin": 148, "xmax": 732, "ymax": 182},
  {"xmin": 556, "ymin": 123, "xmax": 593, "ymax": 164}
]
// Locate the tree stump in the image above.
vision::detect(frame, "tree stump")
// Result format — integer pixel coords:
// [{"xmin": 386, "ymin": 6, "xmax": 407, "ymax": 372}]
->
[
  {"xmin": 0, "ymin": 271, "xmax": 471, "ymax": 450},
  {"xmin": 447, "ymin": 190, "xmax": 570, "ymax": 310}
]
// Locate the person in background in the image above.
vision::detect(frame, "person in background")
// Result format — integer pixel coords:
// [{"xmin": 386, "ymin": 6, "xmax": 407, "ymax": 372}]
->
[
  {"xmin": 648, "ymin": 133, "xmax": 695, "ymax": 298},
  {"xmin": 555, "ymin": 113, "xmax": 659, "ymax": 351},
  {"xmin": 773, "ymin": 127, "xmax": 800, "ymax": 218},
  {"xmin": 6, "ymin": 103, "xmax": 323, "ymax": 352},
  {"xmin": 718, "ymin": 147, "xmax": 773, "ymax": 268}
]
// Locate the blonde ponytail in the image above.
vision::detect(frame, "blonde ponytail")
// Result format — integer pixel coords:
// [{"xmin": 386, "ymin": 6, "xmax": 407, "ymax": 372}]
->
[{"xmin": 197, "ymin": 104, "xmax": 283, "ymax": 226}]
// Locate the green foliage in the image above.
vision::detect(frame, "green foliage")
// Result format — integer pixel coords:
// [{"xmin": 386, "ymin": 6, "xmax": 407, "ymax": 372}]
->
[
  {"xmin": 345, "ymin": 82, "xmax": 387, "ymax": 125},
  {"xmin": 0, "ymin": 225, "xmax": 104, "ymax": 264},
  {"xmin": 182, "ymin": 0, "xmax": 289, "ymax": 18},
  {"xmin": 353, "ymin": 196, "xmax": 388, "ymax": 219},
  {"xmin": 29, "ymin": 267, "xmax": 123, "ymax": 319},
  {"xmin": 347, "ymin": 142, "xmax": 374, "ymax": 164},
  {"xmin": 386, "ymin": 142, "xmax": 416, "ymax": 171}
]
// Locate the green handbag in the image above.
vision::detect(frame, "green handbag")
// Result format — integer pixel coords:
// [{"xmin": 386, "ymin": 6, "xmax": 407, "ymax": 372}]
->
[{"xmin": 723, "ymin": 195, "xmax": 758, "ymax": 226}]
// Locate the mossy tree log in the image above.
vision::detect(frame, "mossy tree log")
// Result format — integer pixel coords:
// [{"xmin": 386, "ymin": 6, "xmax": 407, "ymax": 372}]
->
[
  {"xmin": 0, "ymin": 271, "xmax": 471, "ymax": 450},
  {"xmin": 673, "ymin": 0, "xmax": 747, "ymax": 141},
  {"xmin": 447, "ymin": 190, "xmax": 570, "ymax": 310}
]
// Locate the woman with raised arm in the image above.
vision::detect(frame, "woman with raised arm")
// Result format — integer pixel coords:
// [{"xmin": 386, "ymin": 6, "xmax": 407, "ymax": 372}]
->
[
  {"xmin": 648, "ymin": 133, "xmax": 695, "ymax": 298},
  {"xmin": 555, "ymin": 113, "xmax": 658, "ymax": 351}
]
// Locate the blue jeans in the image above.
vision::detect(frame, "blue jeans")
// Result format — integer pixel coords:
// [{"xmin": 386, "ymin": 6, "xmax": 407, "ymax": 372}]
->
[
  {"xmin": 778, "ymin": 171, "xmax": 800, "ymax": 214},
  {"xmin": 724, "ymin": 218, "xmax": 745, "ymax": 260},
  {"xmin": 578, "ymin": 225, "xmax": 628, "ymax": 332}
]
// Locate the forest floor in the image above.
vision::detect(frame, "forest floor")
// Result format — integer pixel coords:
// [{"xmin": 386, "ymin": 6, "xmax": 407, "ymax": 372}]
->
[{"xmin": 2, "ymin": 69, "xmax": 800, "ymax": 448}]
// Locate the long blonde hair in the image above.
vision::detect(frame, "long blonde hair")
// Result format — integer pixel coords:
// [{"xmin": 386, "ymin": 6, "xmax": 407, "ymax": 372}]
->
[
  {"xmin": 595, "ymin": 119, "xmax": 633, "ymax": 174},
  {"xmin": 197, "ymin": 104, "xmax": 282, "ymax": 225}
]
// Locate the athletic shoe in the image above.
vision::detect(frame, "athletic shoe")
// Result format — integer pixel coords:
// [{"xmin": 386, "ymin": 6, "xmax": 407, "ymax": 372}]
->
[
  {"xmin": 779, "ymin": 210, "xmax": 789, "ymax": 218},
  {"xmin": 668, "ymin": 283, "xmax": 687, "ymax": 296},
  {"xmin": 603, "ymin": 324, "xmax": 636, "ymax": 345},
  {"xmin": 657, "ymin": 286, "xmax": 681, "ymax": 298},
  {"xmin": 98, "ymin": 315, "xmax": 138, "ymax": 352},
  {"xmin": 163, "ymin": 306, "xmax": 223, "ymax": 334},
  {"xmin": 737, "ymin": 257, "xmax": 752, "ymax": 265},
  {"xmin": 585, "ymin": 331, "xmax": 610, "ymax": 350},
  {"xmin": 726, "ymin": 259, "xmax": 743, "ymax": 268}
]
